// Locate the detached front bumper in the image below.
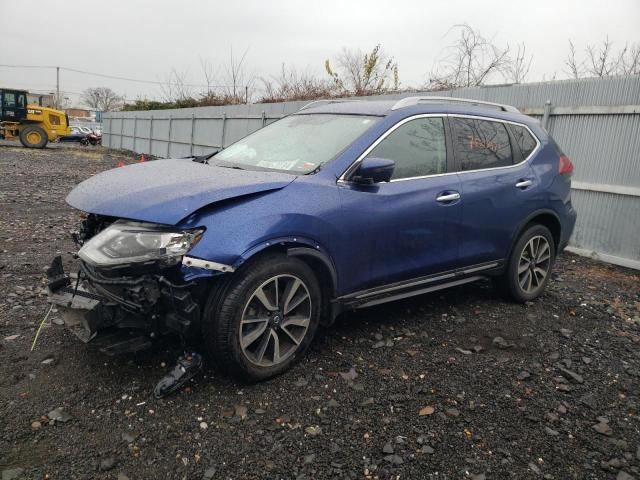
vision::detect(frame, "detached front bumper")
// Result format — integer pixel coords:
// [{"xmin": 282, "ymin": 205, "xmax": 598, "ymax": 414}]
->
[
  {"xmin": 49, "ymin": 280, "xmax": 106, "ymax": 343},
  {"xmin": 46, "ymin": 255, "xmax": 205, "ymax": 355}
]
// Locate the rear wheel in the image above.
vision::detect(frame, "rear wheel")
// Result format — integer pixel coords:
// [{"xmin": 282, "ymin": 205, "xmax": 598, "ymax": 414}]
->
[
  {"xmin": 19, "ymin": 125, "xmax": 48, "ymax": 148},
  {"xmin": 202, "ymin": 254, "xmax": 321, "ymax": 381},
  {"xmin": 501, "ymin": 224, "xmax": 556, "ymax": 302}
]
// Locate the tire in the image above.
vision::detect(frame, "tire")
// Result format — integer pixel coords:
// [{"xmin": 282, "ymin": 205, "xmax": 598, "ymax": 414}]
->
[
  {"xmin": 501, "ymin": 224, "xmax": 556, "ymax": 302},
  {"xmin": 202, "ymin": 254, "xmax": 322, "ymax": 381},
  {"xmin": 19, "ymin": 125, "xmax": 48, "ymax": 148}
]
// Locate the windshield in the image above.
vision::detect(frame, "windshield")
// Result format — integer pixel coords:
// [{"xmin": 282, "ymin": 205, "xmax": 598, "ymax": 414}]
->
[{"xmin": 212, "ymin": 114, "xmax": 378, "ymax": 174}]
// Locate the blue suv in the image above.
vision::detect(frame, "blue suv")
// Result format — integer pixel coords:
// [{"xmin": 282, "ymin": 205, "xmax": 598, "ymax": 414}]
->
[{"xmin": 48, "ymin": 96, "xmax": 576, "ymax": 381}]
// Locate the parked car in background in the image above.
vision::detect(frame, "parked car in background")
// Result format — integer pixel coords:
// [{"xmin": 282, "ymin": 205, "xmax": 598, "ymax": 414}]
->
[
  {"xmin": 48, "ymin": 97, "xmax": 576, "ymax": 381},
  {"xmin": 59, "ymin": 126, "xmax": 88, "ymax": 143},
  {"xmin": 59, "ymin": 125, "xmax": 102, "ymax": 145},
  {"xmin": 82, "ymin": 130, "xmax": 102, "ymax": 146}
]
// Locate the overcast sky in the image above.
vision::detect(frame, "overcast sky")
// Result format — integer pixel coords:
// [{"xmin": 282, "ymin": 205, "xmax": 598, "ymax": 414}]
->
[{"xmin": 1, "ymin": 0, "xmax": 639, "ymax": 106}]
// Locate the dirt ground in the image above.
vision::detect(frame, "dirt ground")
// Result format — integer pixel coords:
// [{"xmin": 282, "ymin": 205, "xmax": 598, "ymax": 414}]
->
[{"xmin": 1, "ymin": 143, "xmax": 639, "ymax": 480}]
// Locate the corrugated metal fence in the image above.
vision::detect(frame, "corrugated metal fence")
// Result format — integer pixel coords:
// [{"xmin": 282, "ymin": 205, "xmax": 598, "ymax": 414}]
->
[{"xmin": 103, "ymin": 75, "xmax": 640, "ymax": 269}]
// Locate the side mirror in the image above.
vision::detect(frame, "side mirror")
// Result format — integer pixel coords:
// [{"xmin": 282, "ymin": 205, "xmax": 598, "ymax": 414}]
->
[{"xmin": 352, "ymin": 157, "xmax": 395, "ymax": 184}]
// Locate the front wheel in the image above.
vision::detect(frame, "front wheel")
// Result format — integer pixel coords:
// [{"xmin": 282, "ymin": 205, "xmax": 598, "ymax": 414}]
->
[
  {"xmin": 501, "ymin": 224, "xmax": 556, "ymax": 302},
  {"xmin": 202, "ymin": 254, "xmax": 321, "ymax": 381}
]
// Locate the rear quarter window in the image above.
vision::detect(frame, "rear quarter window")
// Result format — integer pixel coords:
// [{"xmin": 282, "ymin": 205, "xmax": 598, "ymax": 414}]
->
[
  {"xmin": 452, "ymin": 118, "xmax": 513, "ymax": 171},
  {"xmin": 510, "ymin": 124, "xmax": 538, "ymax": 159}
]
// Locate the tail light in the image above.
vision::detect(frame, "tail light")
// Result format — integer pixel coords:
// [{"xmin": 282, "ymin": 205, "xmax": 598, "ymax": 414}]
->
[{"xmin": 558, "ymin": 155, "xmax": 574, "ymax": 175}]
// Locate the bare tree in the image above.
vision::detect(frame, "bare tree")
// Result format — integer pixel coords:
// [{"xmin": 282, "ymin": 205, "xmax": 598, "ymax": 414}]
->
[
  {"xmin": 586, "ymin": 37, "xmax": 618, "ymax": 77},
  {"xmin": 617, "ymin": 43, "xmax": 640, "ymax": 75},
  {"xmin": 325, "ymin": 44, "xmax": 399, "ymax": 96},
  {"xmin": 200, "ymin": 57, "xmax": 218, "ymax": 96},
  {"xmin": 81, "ymin": 87, "xmax": 123, "ymax": 111},
  {"xmin": 564, "ymin": 40, "xmax": 584, "ymax": 79},
  {"xmin": 159, "ymin": 69, "xmax": 193, "ymax": 103},
  {"xmin": 505, "ymin": 43, "xmax": 533, "ymax": 83},
  {"xmin": 565, "ymin": 38, "xmax": 640, "ymax": 78},
  {"xmin": 220, "ymin": 47, "xmax": 254, "ymax": 103},
  {"xmin": 428, "ymin": 24, "xmax": 511, "ymax": 90},
  {"xmin": 130, "ymin": 52, "xmax": 255, "ymax": 109},
  {"xmin": 259, "ymin": 64, "xmax": 335, "ymax": 103}
]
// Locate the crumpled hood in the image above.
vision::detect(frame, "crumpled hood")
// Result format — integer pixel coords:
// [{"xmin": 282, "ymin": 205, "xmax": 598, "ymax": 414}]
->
[{"xmin": 66, "ymin": 159, "xmax": 296, "ymax": 224}]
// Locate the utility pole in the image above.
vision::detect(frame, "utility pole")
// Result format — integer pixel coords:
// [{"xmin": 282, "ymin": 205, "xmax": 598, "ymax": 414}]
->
[{"xmin": 56, "ymin": 66, "xmax": 60, "ymax": 110}]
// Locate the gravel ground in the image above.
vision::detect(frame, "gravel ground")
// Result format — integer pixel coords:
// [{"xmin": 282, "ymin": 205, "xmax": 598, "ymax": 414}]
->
[{"xmin": 1, "ymin": 144, "xmax": 639, "ymax": 480}]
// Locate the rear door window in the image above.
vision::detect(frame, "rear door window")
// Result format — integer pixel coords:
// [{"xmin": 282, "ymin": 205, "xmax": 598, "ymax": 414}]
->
[
  {"xmin": 452, "ymin": 117, "xmax": 513, "ymax": 171},
  {"xmin": 510, "ymin": 124, "xmax": 538, "ymax": 159},
  {"xmin": 368, "ymin": 117, "xmax": 447, "ymax": 180}
]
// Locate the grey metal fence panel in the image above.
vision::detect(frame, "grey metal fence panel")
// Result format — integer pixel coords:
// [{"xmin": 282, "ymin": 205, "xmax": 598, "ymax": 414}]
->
[
  {"xmin": 168, "ymin": 142, "xmax": 191, "ymax": 159},
  {"xmin": 546, "ymin": 114, "xmax": 640, "ymax": 189},
  {"xmin": 171, "ymin": 119, "xmax": 192, "ymax": 144},
  {"xmin": 193, "ymin": 118, "xmax": 223, "ymax": 148},
  {"xmin": 570, "ymin": 189, "xmax": 640, "ymax": 264},
  {"xmin": 103, "ymin": 75, "xmax": 640, "ymax": 269}
]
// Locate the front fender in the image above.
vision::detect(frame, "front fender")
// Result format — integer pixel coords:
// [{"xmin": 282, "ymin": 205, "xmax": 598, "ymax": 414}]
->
[
  {"xmin": 180, "ymin": 236, "xmax": 339, "ymax": 299},
  {"xmin": 176, "ymin": 179, "xmax": 343, "ymax": 288}
]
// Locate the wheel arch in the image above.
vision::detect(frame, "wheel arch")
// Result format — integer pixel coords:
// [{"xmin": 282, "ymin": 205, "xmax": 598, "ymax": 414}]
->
[
  {"xmin": 235, "ymin": 236, "xmax": 338, "ymax": 297},
  {"xmin": 510, "ymin": 209, "xmax": 562, "ymax": 257}
]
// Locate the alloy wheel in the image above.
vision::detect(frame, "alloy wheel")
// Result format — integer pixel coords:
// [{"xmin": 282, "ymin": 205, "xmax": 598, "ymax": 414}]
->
[
  {"xmin": 239, "ymin": 274, "xmax": 312, "ymax": 367},
  {"xmin": 517, "ymin": 235, "xmax": 551, "ymax": 294}
]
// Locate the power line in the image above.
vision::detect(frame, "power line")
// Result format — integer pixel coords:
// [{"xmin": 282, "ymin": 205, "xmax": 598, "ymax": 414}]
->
[
  {"xmin": 0, "ymin": 64, "xmax": 57, "ymax": 69},
  {"xmin": 62, "ymin": 66, "xmax": 213, "ymax": 88},
  {"xmin": 27, "ymin": 88, "xmax": 86, "ymax": 96},
  {"xmin": 0, "ymin": 64, "xmax": 243, "ymax": 89}
]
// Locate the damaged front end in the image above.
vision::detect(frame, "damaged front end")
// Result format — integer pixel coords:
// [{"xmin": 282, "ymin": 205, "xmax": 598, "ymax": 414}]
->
[{"xmin": 47, "ymin": 214, "xmax": 216, "ymax": 355}]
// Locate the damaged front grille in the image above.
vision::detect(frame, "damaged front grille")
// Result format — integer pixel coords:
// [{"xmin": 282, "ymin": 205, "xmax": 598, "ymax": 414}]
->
[
  {"xmin": 47, "ymin": 253, "xmax": 205, "ymax": 351},
  {"xmin": 56, "ymin": 284, "xmax": 105, "ymax": 302},
  {"xmin": 45, "ymin": 211, "xmax": 214, "ymax": 354}
]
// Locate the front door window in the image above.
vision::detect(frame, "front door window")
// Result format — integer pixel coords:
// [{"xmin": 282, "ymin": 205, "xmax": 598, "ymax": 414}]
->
[{"xmin": 368, "ymin": 117, "xmax": 447, "ymax": 180}]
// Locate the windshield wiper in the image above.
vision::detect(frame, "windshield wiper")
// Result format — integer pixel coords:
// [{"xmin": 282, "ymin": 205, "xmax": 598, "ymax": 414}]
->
[
  {"xmin": 305, "ymin": 163, "xmax": 323, "ymax": 175},
  {"xmin": 190, "ymin": 150, "xmax": 219, "ymax": 164}
]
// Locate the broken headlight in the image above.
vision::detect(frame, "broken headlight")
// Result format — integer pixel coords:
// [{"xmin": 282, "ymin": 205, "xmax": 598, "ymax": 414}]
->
[{"xmin": 78, "ymin": 220, "xmax": 203, "ymax": 267}]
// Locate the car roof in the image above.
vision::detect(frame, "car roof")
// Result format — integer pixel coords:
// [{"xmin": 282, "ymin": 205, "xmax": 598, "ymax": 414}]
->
[
  {"xmin": 297, "ymin": 98, "xmax": 536, "ymax": 126},
  {"xmin": 298, "ymin": 100, "xmax": 397, "ymax": 116}
]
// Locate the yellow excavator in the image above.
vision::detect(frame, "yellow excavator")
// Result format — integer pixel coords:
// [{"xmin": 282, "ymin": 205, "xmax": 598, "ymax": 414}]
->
[{"xmin": 0, "ymin": 88, "xmax": 72, "ymax": 148}]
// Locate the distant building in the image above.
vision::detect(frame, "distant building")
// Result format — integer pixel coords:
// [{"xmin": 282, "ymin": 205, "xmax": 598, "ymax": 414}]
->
[
  {"xmin": 66, "ymin": 108, "xmax": 92, "ymax": 118},
  {"xmin": 65, "ymin": 108, "xmax": 102, "ymax": 122}
]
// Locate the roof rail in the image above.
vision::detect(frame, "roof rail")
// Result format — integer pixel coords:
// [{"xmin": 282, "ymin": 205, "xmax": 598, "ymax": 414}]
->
[
  {"xmin": 391, "ymin": 96, "xmax": 519, "ymax": 113},
  {"xmin": 299, "ymin": 99, "xmax": 362, "ymax": 111}
]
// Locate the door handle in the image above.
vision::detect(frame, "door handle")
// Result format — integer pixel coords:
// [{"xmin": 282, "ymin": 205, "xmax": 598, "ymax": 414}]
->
[
  {"xmin": 436, "ymin": 192, "xmax": 461, "ymax": 202},
  {"xmin": 515, "ymin": 179, "xmax": 533, "ymax": 189}
]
